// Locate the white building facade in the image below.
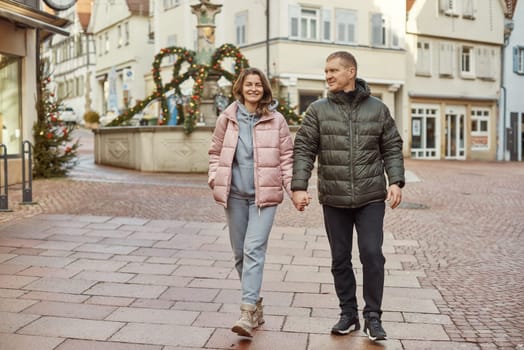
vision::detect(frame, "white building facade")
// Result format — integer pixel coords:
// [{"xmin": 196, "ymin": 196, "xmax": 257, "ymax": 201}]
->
[
  {"xmin": 45, "ymin": 0, "xmax": 97, "ymax": 122},
  {"xmin": 501, "ymin": 0, "xmax": 524, "ymax": 161},
  {"xmin": 152, "ymin": 0, "xmax": 406, "ymax": 131},
  {"xmin": 406, "ymin": 0, "xmax": 507, "ymax": 161},
  {"xmin": 89, "ymin": 0, "xmax": 153, "ymax": 116}
]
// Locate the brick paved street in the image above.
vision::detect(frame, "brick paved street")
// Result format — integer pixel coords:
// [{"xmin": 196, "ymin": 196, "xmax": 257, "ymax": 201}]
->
[{"xmin": 0, "ymin": 128, "xmax": 523, "ymax": 349}]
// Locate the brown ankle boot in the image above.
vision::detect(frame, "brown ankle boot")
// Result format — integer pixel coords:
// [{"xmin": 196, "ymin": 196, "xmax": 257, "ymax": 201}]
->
[
  {"xmin": 255, "ymin": 297, "xmax": 265, "ymax": 326},
  {"xmin": 231, "ymin": 303, "xmax": 258, "ymax": 337}
]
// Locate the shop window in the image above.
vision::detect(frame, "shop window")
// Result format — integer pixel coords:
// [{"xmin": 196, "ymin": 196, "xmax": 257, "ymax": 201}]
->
[
  {"xmin": 0, "ymin": 54, "xmax": 22, "ymax": 155},
  {"xmin": 411, "ymin": 104, "xmax": 439, "ymax": 159},
  {"xmin": 299, "ymin": 91, "xmax": 322, "ymax": 115},
  {"xmin": 471, "ymin": 107, "xmax": 490, "ymax": 150}
]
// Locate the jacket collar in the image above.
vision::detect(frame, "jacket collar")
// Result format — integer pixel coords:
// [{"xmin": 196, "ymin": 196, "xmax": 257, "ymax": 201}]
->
[
  {"xmin": 222, "ymin": 101, "xmax": 276, "ymax": 124},
  {"xmin": 327, "ymin": 78, "xmax": 371, "ymax": 106}
]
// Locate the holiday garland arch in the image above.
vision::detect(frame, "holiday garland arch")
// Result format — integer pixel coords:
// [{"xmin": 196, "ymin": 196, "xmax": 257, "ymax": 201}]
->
[{"xmin": 107, "ymin": 43, "xmax": 299, "ymax": 133}]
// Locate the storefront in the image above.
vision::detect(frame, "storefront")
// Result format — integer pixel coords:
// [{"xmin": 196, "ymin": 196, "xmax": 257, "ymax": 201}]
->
[
  {"xmin": 0, "ymin": 0, "xmax": 68, "ymax": 184},
  {"xmin": 409, "ymin": 98, "xmax": 497, "ymax": 161}
]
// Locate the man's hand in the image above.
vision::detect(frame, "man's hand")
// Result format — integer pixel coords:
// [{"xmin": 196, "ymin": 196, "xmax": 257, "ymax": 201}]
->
[
  {"xmin": 387, "ymin": 184, "xmax": 402, "ymax": 209},
  {"xmin": 292, "ymin": 191, "xmax": 311, "ymax": 211}
]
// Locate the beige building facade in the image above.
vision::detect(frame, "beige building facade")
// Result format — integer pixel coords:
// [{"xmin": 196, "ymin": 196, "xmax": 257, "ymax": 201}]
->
[
  {"xmin": 0, "ymin": 0, "xmax": 68, "ymax": 185},
  {"xmin": 406, "ymin": 0, "xmax": 508, "ymax": 160}
]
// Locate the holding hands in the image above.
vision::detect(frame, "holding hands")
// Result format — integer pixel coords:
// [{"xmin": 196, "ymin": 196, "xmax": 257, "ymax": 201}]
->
[{"xmin": 292, "ymin": 191, "xmax": 311, "ymax": 211}]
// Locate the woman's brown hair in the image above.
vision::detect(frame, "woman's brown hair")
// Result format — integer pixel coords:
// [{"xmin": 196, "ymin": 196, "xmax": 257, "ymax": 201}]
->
[{"xmin": 232, "ymin": 67, "xmax": 273, "ymax": 116}]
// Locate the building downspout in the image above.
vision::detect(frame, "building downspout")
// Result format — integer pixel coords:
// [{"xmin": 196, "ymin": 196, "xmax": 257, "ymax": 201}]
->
[
  {"xmin": 266, "ymin": 0, "xmax": 270, "ymax": 77},
  {"xmin": 499, "ymin": 18, "xmax": 514, "ymax": 160}
]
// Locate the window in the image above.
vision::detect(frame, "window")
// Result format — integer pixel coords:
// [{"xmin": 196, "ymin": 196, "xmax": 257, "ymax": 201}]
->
[
  {"xmin": 460, "ymin": 46, "xmax": 474, "ymax": 78},
  {"xmin": 166, "ymin": 35, "xmax": 177, "ymax": 64},
  {"xmin": 98, "ymin": 36, "xmax": 103, "ymax": 56},
  {"xmin": 289, "ymin": 5, "xmax": 319, "ymax": 40},
  {"xmin": 439, "ymin": 0, "xmax": 459, "ymax": 16},
  {"xmin": 335, "ymin": 9, "xmax": 357, "ymax": 44},
  {"xmin": 299, "ymin": 91, "xmax": 322, "ymax": 115},
  {"xmin": 513, "ymin": 46, "xmax": 524, "ymax": 74},
  {"xmin": 235, "ymin": 12, "xmax": 247, "ymax": 46},
  {"xmin": 163, "ymin": 0, "xmax": 179, "ymax": 10},
  {"xmin": 416, "ymin": 40, "xmax": 431, "ymax": 76},
  {"xmin": 471, "ymin": 107, "xmax": 490, "ymax": 150},
  {"xmin": 104, "ymin": 32, "xmax": 109, "ymax": 54},
  {"xmin": 411, "ymin": 104, "xmax": 440, "ymax": 159},
  {"xmin": 0, "ymin": 54, "xmax": 22, "ymax": 155},
  {"xmin": 370, "ymin": 13, "xmax": 385, "ymax": 46},
  {"xmin": 118, "ymin": 25, "xmax": 123, "ymax": 47},
  {"xmin": 476, "ymin": 47, "xmax": 496, "ymax": 80},
  {"xmin": 124, "ymin": 22, "xmax": 130, "ymax": 45},
  {"xmin": 439, "ymin": 42, "xmax": 454, "ymax": 77},
  {"xmin": 301, "ymin": 8, "xmax": 319, "ymax": 40},
  {"xmin": 462, "ymin": 0, "xmax": 477, "ymax": 19}
]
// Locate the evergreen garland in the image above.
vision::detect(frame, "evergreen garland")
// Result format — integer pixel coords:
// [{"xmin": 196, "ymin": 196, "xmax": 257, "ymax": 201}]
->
[
  {"xmin": 107, "ymin": 43, "xmax": 300, "ymax": 133},
  {"xmin": 32, "ymin": 59, "xmax": 79, "ymax": 178}
]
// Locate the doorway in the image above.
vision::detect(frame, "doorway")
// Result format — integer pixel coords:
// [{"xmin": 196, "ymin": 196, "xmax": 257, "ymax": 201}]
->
[{"xmin": 445, "ymin": 106, "xmax": 465, "ymax": 159}]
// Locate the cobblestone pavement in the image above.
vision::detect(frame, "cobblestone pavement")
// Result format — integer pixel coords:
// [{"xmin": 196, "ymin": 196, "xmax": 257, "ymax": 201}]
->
[{"xmin": 0, "ymin": 128, "xmax": 523, "ymax": 349}]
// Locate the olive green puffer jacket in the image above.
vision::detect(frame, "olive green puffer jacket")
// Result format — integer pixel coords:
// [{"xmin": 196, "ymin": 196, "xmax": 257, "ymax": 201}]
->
[{"xmin": 291, "ymin": 78, "xmax": 405, "ymax": 208}]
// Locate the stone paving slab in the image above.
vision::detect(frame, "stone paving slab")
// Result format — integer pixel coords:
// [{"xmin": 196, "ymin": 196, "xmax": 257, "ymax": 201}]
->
[
  {"xmin": 2, "ymin": 197, "xmax": 522, "ymax": 350},
  {"xmin": 0, "ymin": 214, "xmax": 454, "ymax": 350}
]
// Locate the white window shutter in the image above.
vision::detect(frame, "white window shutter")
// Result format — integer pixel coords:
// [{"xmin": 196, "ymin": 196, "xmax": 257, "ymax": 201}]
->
[
  {"xmin": 322, "ymin": 8, "xmax": 331, "ymax": 41},
  {"xmin": 371, "ymin": 13, "xmax": 382, "ymax": 46},
  {"xmin": 439, "ymin": 42, "xmax": 453, "ymax": 76},
  {"xmin": 513, "ymin": 47, "xmax": 519, "ymax": 73},
  {"xmin": 289, "ymin": 4, "xmax": 300, "ymax": 38}
]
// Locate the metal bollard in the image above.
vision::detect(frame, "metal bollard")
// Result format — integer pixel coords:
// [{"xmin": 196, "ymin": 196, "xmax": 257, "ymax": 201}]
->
[
  {"xmin": 21, "ymin": 140, "xmax": 37, "ymax": 205},
  {"xmin": 0, "ymin": 143, "xmax": 13, "ymax": 212}
]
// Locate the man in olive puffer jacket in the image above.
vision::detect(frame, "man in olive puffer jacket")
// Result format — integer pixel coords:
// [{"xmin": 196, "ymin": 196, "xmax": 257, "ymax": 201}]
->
[{"xmin": 291, "ymin": 51, "xmax": 405, "ymax": 342}]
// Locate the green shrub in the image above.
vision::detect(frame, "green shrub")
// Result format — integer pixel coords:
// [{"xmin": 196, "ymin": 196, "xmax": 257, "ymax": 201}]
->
[{"xmin": 83, "ymin": 110, "xmax": 100, "ymax": 123}]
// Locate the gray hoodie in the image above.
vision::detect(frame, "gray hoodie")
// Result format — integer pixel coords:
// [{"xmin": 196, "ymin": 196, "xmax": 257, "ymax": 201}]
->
[{"xmin": 230, "ymin": 100, "xmax": 279, "ymax": 199}]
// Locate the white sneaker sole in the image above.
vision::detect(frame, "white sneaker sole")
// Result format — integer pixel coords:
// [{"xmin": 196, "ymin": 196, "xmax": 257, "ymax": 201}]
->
[{"xmin": 331, "ymin": 323, "xmax": 359, "ymax": 335}]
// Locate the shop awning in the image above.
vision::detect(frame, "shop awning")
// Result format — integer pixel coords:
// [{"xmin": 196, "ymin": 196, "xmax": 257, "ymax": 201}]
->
[{"xmin": 0, "ymin": 0, "xmax": 70, "ymax": 38}]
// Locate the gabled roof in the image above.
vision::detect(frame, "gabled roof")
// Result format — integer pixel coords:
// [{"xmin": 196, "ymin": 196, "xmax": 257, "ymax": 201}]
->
[
  {"xmin": 77, "ymin": 0, "xmax": 92, "ymax": 31},
  {"xmin": 505, "ymin": 0, "xmax": 518, "ymax": 18},
  {"xmin": 126, "ymin": 0, "xmax": 149, "ymax": 16}
]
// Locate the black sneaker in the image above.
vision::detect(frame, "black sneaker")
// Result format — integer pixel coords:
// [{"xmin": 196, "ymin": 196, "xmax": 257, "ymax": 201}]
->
[
  {"xmin": 331, "ymin": 314, "xmax": 360, "ymax": 335},
  {"xmin": 364, "ymin": 317, "xmax": 387, "ymax": 341}
]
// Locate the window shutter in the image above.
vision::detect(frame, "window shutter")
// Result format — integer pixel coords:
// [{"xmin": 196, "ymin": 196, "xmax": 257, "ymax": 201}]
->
[
  {"xmin": 347, "ymin": 11, "xmax": 357, "ymax": 43},
  {"xmin": 289, "ymin": 5, "xmax": 300, "ymax": 38},
  {"xmin": 439, "ymin": 42, "xmax": 453, "ymax": 76},
  {"xmin": 475, "ymin": 47, "xmax": 486, "ymax": 78},
  {"xmin": 463, "ymin": 0, "xmax": 476, "ymax": 18},
  {"xmin": 322, "ymin": 8, "xmax": 331, "ymax": 41},
  {"xmin": 371, "ymin": 13, "xmax": 382, "ymax": 46},
  {"xmin": 514, "ymin": 47, "xmax": 519, "ymax": 73}
]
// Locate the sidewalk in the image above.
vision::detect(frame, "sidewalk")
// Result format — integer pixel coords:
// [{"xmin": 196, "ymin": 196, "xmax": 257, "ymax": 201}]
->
[
  {"xmin": 0, "ymin": 128, "xmax": 523, "ymax": 349},
  {"xmin": 1, "ymin": 213, "xmax": 463, "ymax": 350}
]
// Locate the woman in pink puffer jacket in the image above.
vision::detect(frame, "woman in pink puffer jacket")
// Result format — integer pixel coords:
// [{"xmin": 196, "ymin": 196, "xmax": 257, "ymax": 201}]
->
[{"xmin": 208, "ymin": 67, "xmax": 294, "ymax": 338}]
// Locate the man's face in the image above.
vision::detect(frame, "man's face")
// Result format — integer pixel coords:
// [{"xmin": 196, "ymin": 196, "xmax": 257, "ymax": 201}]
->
[{"xmin": 324, "ymin": 57, "xmax": 356, "ymax": 93}]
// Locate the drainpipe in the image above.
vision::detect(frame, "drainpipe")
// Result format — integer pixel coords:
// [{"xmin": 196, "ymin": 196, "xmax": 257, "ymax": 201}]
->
[
  {"xmin": 266, "ymin": 0, "xmax": 270, "ymax": 77},
  {"xmin": 499, "ymin": 18, "xmax": 514, "ymax": 160}
]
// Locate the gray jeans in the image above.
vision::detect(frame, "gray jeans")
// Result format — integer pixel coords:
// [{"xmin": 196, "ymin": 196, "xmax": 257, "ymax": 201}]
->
[{"xmin": 225, "ymin": 196, "xmax": 277, "ymax": 305}]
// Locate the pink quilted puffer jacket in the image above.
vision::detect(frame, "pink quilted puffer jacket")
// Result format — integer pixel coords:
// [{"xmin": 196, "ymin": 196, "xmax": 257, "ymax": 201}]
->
[{"xmin": 208, "ymin": 102, "xmax": 294, "ymax": 208}]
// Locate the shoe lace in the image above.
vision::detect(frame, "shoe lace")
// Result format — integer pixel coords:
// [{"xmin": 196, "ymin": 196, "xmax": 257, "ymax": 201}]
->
[{"xmin": 369, "ymin": 318, "xmax": 383, "ymax": 333}]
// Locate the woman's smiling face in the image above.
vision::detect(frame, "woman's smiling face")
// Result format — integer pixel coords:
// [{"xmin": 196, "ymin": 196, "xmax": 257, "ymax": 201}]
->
[{"xmin": 242, "ymin": 74, "xmax": 264, "ymax": 109}]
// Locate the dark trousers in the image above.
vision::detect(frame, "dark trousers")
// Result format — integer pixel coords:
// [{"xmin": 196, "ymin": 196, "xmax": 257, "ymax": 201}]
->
[{"xmin": 322, "ymin": 202, "xmax": 386, "ymax": 319}]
